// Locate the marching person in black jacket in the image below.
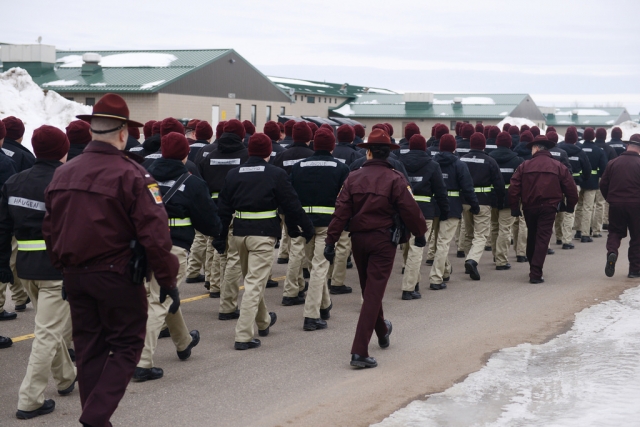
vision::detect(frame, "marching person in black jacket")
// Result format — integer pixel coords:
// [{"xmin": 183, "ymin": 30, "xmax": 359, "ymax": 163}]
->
[
  {"xmin": 353, "ymin": 124, "xmax": 365, "ymax": 146},
  {"xmin": 289, "ymin": 129, "xmax": 350, "ymax": 330},
  {"xmin": 332, "ymin": 124, "xmax": 364, "ymax": 165},
  {"xmin": 193, "ymin": 121, "xmax": 227, "ymax": 164},
  {"xmin": 279, "ymin": 120, "xmax": 295, "ymax": 148},
  {"xmin": 508, "ymin": 126, "xmax": 520, "ymax": 149},
  {"xmin": 65, "ymin": 120, "xmax": 92, "ymax": 160},
  {"xmin": 489, "ymin": 131, "xmax": 524, "ymax": 268},
  {"xmin": 1, "ymin": 116, "xmax": 35, "ymax": 172},
  {"xmin": 264, "ymin": 121, "xmax": 285, "ymax": 163},
  {"xmin": 242, "ymin": 120, "xmax": 255, "ymax": 147},
  {"xmin": 607, "ymin": 127, "xmax": 627, "ymax": 156},
  {"xmin": 273, "ymin": 121, "xmax": 315, "ymax": 174},
  {"xmin": 126, "ymin": 126, "xmax": 141, "ymax": 151},
  {"xmin": 484, "ymin": 126, "xmax": 500, "ymax": 154},
  {"xmin": 214, "ymin": 133, "xmax": 314, "ymax": 350},
  {"xmin": 460, "ymin": 132, "xmax": 505, "ymax": 280},
  {"xmin": 398, "ymin": 135, "xmax": 448, "ymax": 300},
  {"xmin": 142, "ymin": 119, "xmax": 201, "ymax": 178},
  {"xmin": 429, "ymin": 135, "xmax": 479, "ymax": 289},
  {"xmin": 456, "ymin": 123, "xmax": 474, "ymax": 157},
  {"xmin": 395, "ymin": 122, "xmax": 421, "ymax": 153},
  {"xmin": 0, "ymin": 126, "xmax": 76, "ymax": 420},
  {"xmin": 547, "ymin": 131, "xmax": 576, "ymax": 249},
  {"xmin": 592, "ymin": 127, "xmax": 618, "ymax": 236},
  {"xmin": 574, "ymin": 127, "xmax": 608, "ymax": 242},
  {"xmin": 513, "ymin": 130, "xmax": 534, "ymax": 160},
  {"xmin": 0, "ymin": 120, "xmax": 17, "ymax": 186},
  {"xmin": 134, "ymin": 132, "xmax": 221, "ymax": 382},
  {"xmin": 187, "ymin": 121, "xmax": 213, "ymax": 163},
  {"xmin": 547, "ymin": 133, "xmax": 572, "ymax": 171},
  {"xmin": 130, "ymin": 120, "xmax": 161, "ymax": 157}
]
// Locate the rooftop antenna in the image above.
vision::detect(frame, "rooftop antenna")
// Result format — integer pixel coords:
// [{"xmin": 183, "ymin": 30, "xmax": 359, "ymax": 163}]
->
[{"xmin": 37, "ymin": 36, "xmax": 42, "ymax": 44}]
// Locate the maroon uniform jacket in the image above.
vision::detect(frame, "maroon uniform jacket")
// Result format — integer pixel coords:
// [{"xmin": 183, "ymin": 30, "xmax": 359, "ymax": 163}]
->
[
  {"xmin": 326, "ymin": 159, "xmax": 427, "ymax": 245},
  {"xmin": 508, "ymin": 150, "xmax": 579, "ymax": 212},
  {"xmin": 43, "ymin": 140, "xmax": 179, "ymax": 290},
  {"xmin": 600, "ymin": 151, "xmax": 640, "ymax": 205}
]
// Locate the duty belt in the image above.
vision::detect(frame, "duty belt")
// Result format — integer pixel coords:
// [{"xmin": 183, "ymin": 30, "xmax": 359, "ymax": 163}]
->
[
  {"xmin": 168, "ymin": 218, "xmax": 192, "ymax": 227},
  {"xmin": 302, "ymin": 206, "xmax": 335, "ymax": 214},
  {"xmin": 474, "ymin": 186, "xmax": 493, "ymax": 193},
  {"xmin": 448, "ymin": 191, "xmax": 460, "ymax": 197},
  {"xmin": 17, "ymin": 240, "xmax": 46, "ymax": 251},
  {"xmin": 413, "ymin": 195, "xmax": 432, "ymax": 203},
  {"xmin": 211, "ymin": 192, "xmax": 219, "ymax": 199},
  {"xmin": 235, "ymin": 210, "xmax": 278, "ymax": 220}
]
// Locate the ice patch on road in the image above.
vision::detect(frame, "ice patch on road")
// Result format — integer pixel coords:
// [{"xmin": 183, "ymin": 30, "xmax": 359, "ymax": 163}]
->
[{"xmin": 373, "ymin": 285, "xmax": 640, "ymax": 427}]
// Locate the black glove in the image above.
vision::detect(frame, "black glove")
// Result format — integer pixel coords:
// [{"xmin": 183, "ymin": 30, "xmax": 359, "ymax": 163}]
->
[
  {"xmin": 511, "ymin": 209, "xmax": 522, "ymax": 217},
  {"xmin": 303, "ymin": 229, "xmax": 315, "ymax": 244},
  {"xmin": 212, "ymin": 238, "xmax": 226, "ymax": 255},
  {"xmin": 160, "ymin": 287, "xmax": 181, "ymax": 314},
  {"xmin": 414, "ymin": 234, "xmax": 427, "ymax": 247},
  {"xmin": 565, "ymin": 205, "xmax": 575, "ymax": 214},
  {"xmin": 0, "ymin": 268, "xmax": 14, "ymax": 284},
  {"xmin": 439, "ymin": 211, "xmax": 449, "ymax": 222},
  {"xmin": 324, "ymin": 244, "xmax": 336, "ymax": 264},
  {"xmin": 470, "ymin": 205, "xmax": 480, "ymax": 215},
  {"xmin": 288, "ymin": 227, "xmax": 302, "ymax": 239},
  {"xmin": 62, "ymin": 284, "xmax": 67, "ymax": 301}
]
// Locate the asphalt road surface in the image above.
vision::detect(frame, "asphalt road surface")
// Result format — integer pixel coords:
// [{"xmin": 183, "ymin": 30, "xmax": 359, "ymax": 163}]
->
[{"xmin": 0, "ymin": 232, "xmax": 635, "ymax": 427}]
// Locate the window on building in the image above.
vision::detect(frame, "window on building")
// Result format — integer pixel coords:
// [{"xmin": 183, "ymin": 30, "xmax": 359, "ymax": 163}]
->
[
  {"xmin": 85, "ymin": 97, "xmax": 95, "ymax": 106},
  {"xmin": 295, "ymin": 95, "xmax": 297, "ymax": 101},
  {"xmin": 324, "ymin": 97, "xmax": 327, "ymax": 103},
  {"xmin": 235, "ymin": 104, "xmax": 241, "ymax": 120},
  {"xmin": 251, "ymin": 105, "xmax": 257, "ymax": 125},
  {"xmin": 307, "ymin": 96, "xmax": 315, "ymax": 104},
  {"xmin": 450, "ymin": 120, "xmax": 456, "ymax": 130},
  {"xmin": 280, "ymin": 106, "xmax": 285, "ymax": 115},
  {"xmin": 266, "ymin": 106, "xmax": 272, "ymax": 122},
  {"xmin": 334, "ymin": 98, "xmax": 337, "ymax": 103}
]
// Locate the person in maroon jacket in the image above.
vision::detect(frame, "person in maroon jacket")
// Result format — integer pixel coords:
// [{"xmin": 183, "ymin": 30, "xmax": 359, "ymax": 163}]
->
[
  {"xmin": 325, "ymin": 128, "xmax": 427, "ymax": 369},
  {"xmin": 42, "ymin": 94, "xmax": 180, "ymax": 427},
  {"xmin": 601, "ymin": 134, "xmax": 640, "ymax": 278},
  {"xmin": 509, "ymin": 135, "xmax": 578, "ymax": 284}
]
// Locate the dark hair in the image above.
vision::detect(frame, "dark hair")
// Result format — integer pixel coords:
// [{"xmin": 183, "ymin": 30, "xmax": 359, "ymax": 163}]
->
[{"xmin": 369, "ymin": 145, "xmax": 390, "ymax": 159}]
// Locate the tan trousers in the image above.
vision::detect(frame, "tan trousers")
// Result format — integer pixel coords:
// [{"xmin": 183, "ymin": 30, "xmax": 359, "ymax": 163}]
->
[
  {"xmin": 138, "ymin": 246, "xmax": 191, "ymax": 369},
  {"xmin": 555, "ymin": 211, "xmax": 575, "ymax": 244},
  {"xmin": 455, "ymin": 219, "xmax": 464, "ymax": 251},
  {"xmin": 462, "ymin": 204, "xmax": 492, "ymax": 262},
  {"xmin": 17, "ymin": 279, "xmax": 75, "ymax": 411},
  {"xmin": 426, "ymin": 220, "xmax": 437, "ymax": 261},
  {"xmin": 186, "ymin": 230, "xmax": 208, "ymax": 279},
  {"xmin": 0, "ymin": 238, "xmax": 29, "ymax": 313},
  {"xmin": 326, "ymin": 230, "xmax": 350, "ymax": 287},
  {"xmin": 591, "ymin": 189, "xmax": 606, "ymax": 233},
  {"xmin": 277, "ymin": 216, "xmax": 290, "ymax": 260},
  {"xmin": 491, "ymin": 208, "xmax": 515, "ymax": 266},
  {"xmin": 219, "ymin": 234, "xmax": 243, "ymax": 314},
  {"xmin": 402, "ymin": 220, "xmax": 433, "ymax": 291},
  {"xmin": 232, "ymin": 236, "xmax": 275, "ymax": 342},
  {"xmin": 283, "ymin": 236, "xmax": 307, "ymax": 298},
  {"xmin": 429, "ymin": 217, "xmax": 458, "ymax": 284},
  {"xmin": 576, "ymin": 188, "xmax": 597, "ymax": 234},
  {"xmin": 512, "ymin": 214, "xmax": 528, "ymax": 256},
  {"xmin": 303, "ymin": 227, "xmax": 332, "ymax": 319},
  {"xmin": 206, "ymin": 231, "xmax": 230, "ymax": 294}
]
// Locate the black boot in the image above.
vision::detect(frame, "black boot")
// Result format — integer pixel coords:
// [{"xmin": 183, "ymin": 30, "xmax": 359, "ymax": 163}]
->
[
  {"xmin": 218, "ymin": 309, "xmax": 240, "ymax": 320},
  {"xmin": 303, "ymin": 317, "xmax": 328, "ymax": 331},
  {"xmin": 132, "ymin": 367, "xmax": 164, "ymax": 382},
  {"xmin": 350, "ymin": 354, "xmax": 377, "ymax": 368},
  {"xmin": 258, "ymin": 312, "xmax": 277, "ymax": 337},
  {"xmin": 320, "ymin": 303, "xmax": 332, "ymax": 320},
  {"xmin": 464, "ymin": 259, "xmax": 480, "ymax": 280},
  {"xmin": 282, "ymin": 296, "xmax": 305, "ymax": 306},
  {"xmin": 605, "ymin": 252, "xmax": 617, "ymax": 278},
  {"xmin": 378, "ymin": 319, "xmax": 392, "ymax": 348},
  {"xmin": 402, "ymin": 290, "xmax": 421, "ymax": 300},
  {"xmin": 303, "ymin": 268, "xmax": 310, "ymax": 279},
  {"xmin": 15, "ymin": 399, "xmax": 55, "ymax": 419},
  {"xmin": 234, "ymin": 339, "xmax": 261, "ymax": 350},
  {"xmin": 266, "ymin": 279, "xmax": 279, "ymax": 288},
  {"xmin": 185, "ymin": 274, "xmax": 205, "ymax": 283},
  {"xmin": 176, "ymin": 330, "xmax": 200, "ymax": 360},
  {"xmin": 346, "ymin": 256, "xmax": 353, "ymax": 269}
]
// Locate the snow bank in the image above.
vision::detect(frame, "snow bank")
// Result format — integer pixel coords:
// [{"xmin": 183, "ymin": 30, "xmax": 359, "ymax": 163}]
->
[
  {"xmin": 495, "ymin": 116, "xmax": 537, "ymax": 130},
  {"xmin": 57, "ymin": 52, "xmax": 177, "ymax": 68},
  {"xmin": 609, "ymin": 120, "xmax": 640, "ymax": 140},
  {"xmin": 0, "ymin": 68, "xmax": 91, "ymax": 152},
  {"xmin": 332, "ymin": 104, "xmax": 356, "ymax": 116},
  {"xmin": 268, "ymin": 76, "xmax": 331, "ymax": 88}
]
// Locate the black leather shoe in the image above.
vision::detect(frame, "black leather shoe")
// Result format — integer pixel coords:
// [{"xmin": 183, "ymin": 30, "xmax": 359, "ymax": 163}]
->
[
  {"xmin": 465, "ymin": 260, "xmax": 480, "ymax": 281},
  {"xmin": 277, "ymin": 258, "xmax": 289, "ymax": 264},
  {"xmin": 456, "ymin": 250, "xmax": 465, "ymax": 258},
  {"xmin": 303, "ymin": 317, "xmax": 327, "ymax": 331},
  {"xmin": 14, "ymin": 297, "xmax": 30, "ymax": 312},
  {"xmin": 158, "ymin": 328, "xmax": 170, "ymax": 339},
  {"xmin": 592, "ymin": 233, "xmax": 602, "ymax": 238},
  {"xmin": 68, "ymin": 348, "xmax": 75, "ymax": 361},
  {"xmin": 234, "ymin": 339, "xmax": 261, "ymax": 350},
  {"xmin": 425, "ymin": 259, "xmax": 434, "ymax": 266},
  {"xmin": 330, "ymin": 285, "xmax": 352, "ymax": 295},
  {"xmin": 303, "ymin": 268, "xmax": 310, "ymax": 279},
  {"xmin": 204, "ymin": 281, "xmax": 211, "ymax": 290},
  {"xmin": 16, "ymin": 399, "xmax": 55, "ymax": 419},
  {"xmin": 218, "ymin": 309, "xmax": 240, "ymax": 320},
  {"xmin": 58, "ymin": 377, "xmax": 76, "ymax": 396},
  {"xmin": 298, "ymin": 290, "xmax": 306, "ymax": 299},
  {"xmin": 547, "ymin": 248, "xmax": 555, "ymax": 255},
  {"xmin": 516, "ymin": 256, "xmax": 528, "ymax": 263},
  {"xmin": 556, "ymin": 239, "xmax": 562, "ymax": 245},
  {"xmin": 177, "ymin": 330, "xmax": 200, "ymax": 360},
  {"xmin": 266, "ymin": 279, "xmax": 279, "ymax": 288},
  {"xmin": 605, "ymin": 253, "xmax": 617, "ymax": 278},
  {"xmin": 320, "ymin": 303, "xmax": 332, "ymax": 320},
  {"xmin": 484, "ymin": 245, "xmax": 492, "ymax": 251},
  {"xmin": 209, "ymin": 291, "xmax": 220, "ymax": 298},
  {"xmin": 562, "ymin": 243, "xmax": 575, "ymax": 250},
  {"xmin": 629, "ymin": 272, "xmax": 640, "ymax": 278},
  {"xmin": 574, "ymin": 231, "xmax": 582, "ymax": 240},
  {"xmin": 346, "ymin": 256, "xmax": 353, "ymax": 269},
  {"xmin": 496, "ymin": 264, "xmax": 511, "ymax": 270},
  {"xmin": 350, "ymin": 354, "xmax": 377, "ymax": 368},
  {"xmin": 530, "ymin": 277, "xmax": 545, "ymax": 284},
  {"xmin": 581, "ymin": 236, "xmax": 593, "ymax": 243},
  {"xmin": 402, "ymin": 291, "xmax": 421, "ymax": 300},
  {"xmin": 282, "ymin": 296, "xmax": 305, "ymax": 306},
  {"xmin": 0, "ymin": 310, "xmax": 17, "ymax": 321},
  {"xmin": 443, "ymin": 276, "xmax": 450, "ymax": 282},
  {"xmin": 185, "ymin": 274, "xmax": 205, "ymax": 283},
  {"xmin": 379, "ymin": 319, "xmax": 392, "ymax": 348},
  {"xmin": 0, "ymin": 335, "xmax": 13, "ymax": 349},
  {"xmin": 259, "ymin": 312, "xmax": 277, "ymax": 337},
  {"xmin": 430, "ymin": 283, "xmax": 446, "ymax": 290},
  {"xmin": 133, "ymin": 367, "xmax": 163, "ymax": 382}
]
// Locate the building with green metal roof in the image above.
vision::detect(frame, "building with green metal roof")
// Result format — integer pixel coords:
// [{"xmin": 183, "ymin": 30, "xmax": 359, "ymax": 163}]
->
[{"xmin": 542, "ymin": 107, "xmax": 632, "ymax": 134}]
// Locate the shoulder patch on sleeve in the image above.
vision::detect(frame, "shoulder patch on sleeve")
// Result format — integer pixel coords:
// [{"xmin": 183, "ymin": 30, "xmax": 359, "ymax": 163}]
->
[{"xmin": 147, "ymin": 183, "xmax": 163, "ymax": 204}]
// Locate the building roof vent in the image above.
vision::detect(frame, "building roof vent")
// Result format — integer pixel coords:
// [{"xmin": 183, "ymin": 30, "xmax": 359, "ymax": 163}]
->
[
  {"xmin": 81, "ymin": 52, "xmax": 102, "ymax": 76},
  {"xmin": 404, "ymin": 92, "xmax": 434, "ymax": 111},
  {"xmin": 452, "ymin": 97, "xmax": 463, "ymax": 109}
]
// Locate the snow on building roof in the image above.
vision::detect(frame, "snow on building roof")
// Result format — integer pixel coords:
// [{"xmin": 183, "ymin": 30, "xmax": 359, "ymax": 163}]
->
[
  {"xmin": 267, "ymin": 76, "xmax": 397, "ymax": 99},
  {"xmin": 543, "ymin": 107, "xmax": 631, "ymax": 127}
]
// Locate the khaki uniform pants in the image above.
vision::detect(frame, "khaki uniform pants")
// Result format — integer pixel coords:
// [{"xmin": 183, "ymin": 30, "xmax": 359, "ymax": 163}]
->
[
  {"xmin": 283, "ymin": 236, "xmax": 307, "ymax": 298},
  {"xmin": 555, "ymin": 211, "xmax": 575, "ymax": 244},
  {"xmin": 429, "ymin": 217, "xmax": 458, "ymax": 284},
  {"xmin": 18, "ymin": 279, "xmax": 75, "ymax": 411},
  {"xmin": 402, "ymin": 220, "xmax": 433, "ymax": 291},
  {"xmin": 462, "ymin": 204, "xmax": 492, "ymax": 263},
  {"xmin": 491, "ymin": 208, "xmax": 515, "ymax": 266},
  {"xmin": 0, "ymin": 238, "xmax": 29, "ymax": 313},
  {"xmin": 138, "ymin": 246, "xmax": 191, "ymax": 369},
  {"xmin": 277, "ymin": 215, "xmax": 290, "ymax": 260},
  {"xmin": 455, "ymin": 220, "xmax": 464, "ymax": 251},
  {"xmin": 206, "ymin": 231, "xmax": 231, "ymax": 293},
  {"xmin": 233, "ymin": 236, "xmax": 275, "ymax": 343},
  {"xmin": 186, "ymin": 230, "xmax": 208, "ymax": 279},
  {"xmin": 576, "ymin": 188, "xmax": 597, "ymax": 234},
  {"xmin": 219, "ymin": 233, "xmax": 243, "ymax": 314},
  {"xmin": 512, "ymin": 214, "xmax": 528, "ymax": 256},
  {"xmin": 303, "ymin": 227, "xmax": 332, "ymax": 319},
  {"xmin": 591, "ymin": 189, "xmax": 606, "ymax": 233},
  {"xmin": 326, "ymin": 230, "xmax": 351, "ymax": 287},
  {"xmin": 426, "ymin": 220, "xmax": 437, "ymax": 261}
]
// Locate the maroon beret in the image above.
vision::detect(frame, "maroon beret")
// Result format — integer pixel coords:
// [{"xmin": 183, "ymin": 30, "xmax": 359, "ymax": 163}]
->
[
  {"xmin": 583, "ymin": 127, "xmax": 595, "ymax": 141},
  {"xmin": 483, "ymin": 126, "xmax": 490, "ymax": 138},
  {"xmin": 152, "ymin": 121, "xmax": 161, "ymax": 136},
  {"xmin": 307, "ymin": 122, "xmax": 318, "ymax": 137},
  {"xmin": 409, "ymin": 134, "xmax": 427, "ymax": 151},
  {"xmin": 186, "ymin": 119, "xmax": 200, "ymax": 130},
  {"xmin": 263, "ymin": 121, "xmax": 281, "ymax": 141},
  {"xmin": 502, "ymin": 122, "xmax": 511, "ymax": 131},
  {"xmin": 475, "ymin": 123, "xmax": 484, "ymax": 134},
  {"xmin": 611, "ymin": 127, "xmax": 622, "ymax": 139},
  {"xmin": 32, "ymin": 125, "xmax": 69, "ymax": 160},
  {"xmin": 520, "ymin": 130, "xmax": 534, "ymax": 143},
  {"xmin": 242, "ymin": 120, "xmax": 256, "ymax": 136},
  {"xmin": 195, "ymin": 121, "xmax": 213, "ymax": 140},
  {"xmin": 128, "ymin": 126, "xmax": 140, "ymax": 140},
  {"xmin": 384, "ymin": 122, "xmax": 394, "ymax": 136},
  {"xmin": 143, "ymin": 120, "xmax": 156, "ymax": 139},
  {"xmin": 162, "ymin": 132, "xmax": 190, "ymax": 160},
  {"xmin": 435, "ymin": 124, "xmax": 449, "ymax": 139},
  {"xmin": 546, "ymin": 131, "xmax": 559, "ymax": 144},
  {"xmin": 455, "ymin": 122, "xmax": 463, "ymax": 136},
  {"xmin": 314, "ymin": 128, "xmax": 336, "ymax": 152},
  {"xmin": 0, "ymin": 120, "xmax": 5, "ymax": 140},
  {"xmin": 372, "ymin": 123, "xmax": 389, "ymax": 134},
  {"xmin": 216, "ymin": 121, "xmax": 227, "ymax": 139},
  {"xmin": 565, "ymin": 129, "xmax": 578, "ymax": 144},
  {"xmin": 496, "ymin": 131, "xmax": 512, "ymax": 148},
  {"xmin": 595, "ymin": 127, "xmax": 607, "ymax": 140},
  {"xmin": 320, "ymin": 123, "xmax": 333, "ymax": 132},
  {"xmin": 530, "ymin": 126, "xmax": 540, "ymax": 137},
  {"xmin": 161, "ymin": 118, "xmax": 184, "ymax": 137},
  {"xmin": 568, "ymin": 126, "xmax": 578, "ymax": 133},
  {"xmin": 508, "ymin": 125, "xmax": 520, "ymax": 136},
  {"xmin": 337, "ymin": 124, "xmax": 355, "ymax": 142},
  {"xmin": 461, "ymin": 123, "xmax": 474, "ymax": 139},
  {"xmin": 470, "ymin": 132, "xmax": 486, "ymax": 150},
  {"xmin": 224, "ymin": 119, "xmax": 246, "ymax": 139},
  {"xmin": 546, "ymin": 126, "xmax": 556, "ymax": 133},
  {"xmin": 431, "ymin": 125, "xmax": 436, "ymax": 137},
  {"xmin": 293, "ymin": 121, "xmax": 312, "ymax": 143},
  {"xmin": 354, "ymin": 124, "xmax": 365, "ymax": 138},
  {"xmin": 248, "ymin": 133, "xmax": 272, "ymax": 158},
  {"xmin": 520, "ymin": 124, "xmax": 530, "ymax": 133},
  {"xmin": 66, "ymin": 120, "xmax": 92, "ymax": 145},
  {"xmin": 284, "ymin": 120, "xmax": 296, "ymax": 137},
  {"xmin": 489, "ymin": 126, "xmax": 500, "ymax": 138},
  {"xmin": 2, "ymin": 116, "xmax": 25, "ymax": 140},
  {"xmin": 404, "ymin": 122, "xmax": 420, "ymax": 140},
  {"xmin": 439, "ymin": 134, "xmax": 456, "ymax": 153}
]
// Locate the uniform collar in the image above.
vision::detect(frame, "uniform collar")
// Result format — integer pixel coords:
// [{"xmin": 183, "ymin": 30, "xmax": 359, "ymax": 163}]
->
[
  {"xmin": 362, "ymin": 158, "xmax": 393, "ymax": 168},
  {"xmin": 532, "ymin": 150, "xmax": 553, "ymax": 159},
  {"xmin": 83, "ymin": 140, "xmax": 127, "ymax": 155},
  {"xmin": 621, "ymin": 151, "xmax": 640, "ymax": 157}
]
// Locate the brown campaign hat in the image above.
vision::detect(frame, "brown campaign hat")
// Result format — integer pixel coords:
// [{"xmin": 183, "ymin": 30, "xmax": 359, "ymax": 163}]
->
[
  {"xmin": 357, "ymin": 128, "xmax": 399, "ymax": 150},
  {"xmin": 77, "ymin": 93, "xmax": 143, "ymax": 127},
  {"xmin": 526, "ymin": 135, "xmax": 556, "ymax": 150}
]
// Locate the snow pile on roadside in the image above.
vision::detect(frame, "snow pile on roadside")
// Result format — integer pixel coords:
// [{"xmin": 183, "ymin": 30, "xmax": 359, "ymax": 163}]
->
[
  {"xmin": 496, "ymin": 117, "xmax": 537, "ymax": 131},
  {"xmin": 0, "ymin": 68, "xmax": 91, "ymax": 151},
  {"xmin": 609, "ymin": 120, "xmax": 640, "ymax": 140}
]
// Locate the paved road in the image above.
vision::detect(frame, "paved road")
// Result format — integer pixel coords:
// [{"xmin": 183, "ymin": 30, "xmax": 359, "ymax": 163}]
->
[{"xmin": 0, "ymin": 233, "xmax": 635, "ymax": 427}]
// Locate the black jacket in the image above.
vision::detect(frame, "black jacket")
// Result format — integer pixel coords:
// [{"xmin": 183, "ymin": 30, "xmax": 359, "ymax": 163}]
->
[
  {"xmin": 188, "ymin": 140, "xmax": 210, "ymax": 163},
  {"xmin": 332, "ymin": 142, "xmax": 362, "ymax": 166},
  {"xmin": 460, "ymin": 149, "xmax": 506, "ymax": 208},
  {"xmin": 279, "ymin": 135, "xmax": 294, "ymax": 148},
  {"xmin": 0, "ymin": 152, "xmax": 17, "ymax": 186},
  {"xmin": 67, "ymin": 143, "xmax": 86, "ymax": 160},
  {"xmin": 398, "ymin": 150, "xmax": 449, "ymax": 219},
  {"xmin": 290, "ymin": 151, "xmax": 350, "ymax": 227},
  {"xmin": 1, "ymin": 139, "xmax": 35, "ymax": 172},
  {"xmin": 578, "ymin": 141, "xmax": 608, "ymax": 190},
  {"xmin": 484, "ymin": 137, "xmax": 498, "ymax": 154},
  {"xmin": 456, "ymin": 138, "xmax": 471, "ymax": 158},
  {"xmin": 513, "ymin": 142, "xmax": 532, "ymax": 160},
  {"xmin": 273, "ymin": 142, "xmax": 314, "ymax": 174},
  {"xmin": 217, "ymin": 157, "xmax": 313, "ymax": 240},
  {"xmin": 132, "ymin": 134, "xmax": 161, "ymax": 158},
  {"xmin": 0, "ymin": 160, "xmax": 62, "ymax": 280},
  {"xmin": 147, "ymin": 158, "xmax": 221, "ymax": 249},
  {"xmin": 557, "ymin": 142, "xmax": 592, "ymax": 186},
  {"xmin": 397, "ymin": 137, "xmax": 410, "ymax": 150},
  {"xmin": 607, "ymin": 138, "xmax": 627, "ymax": 156},
  {"xmin": 269, "ymin": 140, "xmax": 286, "ymax": 164},
  {"xmin": 126, "ymin": 135, "xmax": 141, "ymax": 151},
  {"xmin": 433, "ymin": 151, "xmax": 479, "ymax": 219},
  {"xmin": 549, "ymin": 146, "xmax": 572, "ymax": 172},
  {"xmin": 489, "ymin": 147, "xmax": 524, "ymax": 208},
  {"xmin": 197, "ymin": 132, "xmax": 249, "ymax": 197},
  {"xmin": 349, "ymin": 155, "xmax": 410, "ymax": 182},
  {"xmin": 595, "ymin": 139, "xmax": 618, "ymax": 164},
  {"xmin": 511, "ymin": 134, "xmax": 520, "ymax": 149},
  {"xmin": 142, "ymin": 152, "xmax": 201, "ymax": 179}
]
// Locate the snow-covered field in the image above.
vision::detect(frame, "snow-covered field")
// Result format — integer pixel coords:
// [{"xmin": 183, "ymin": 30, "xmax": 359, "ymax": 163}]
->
[{"xmin": 373, "ymin": 285, "xmax": 640, "ymax": 427}]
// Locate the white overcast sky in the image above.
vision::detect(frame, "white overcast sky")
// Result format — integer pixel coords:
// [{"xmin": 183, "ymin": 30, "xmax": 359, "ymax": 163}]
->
[{"xmin": 6, "ymin": 0, "xmax": 640, "ymax": 112}]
